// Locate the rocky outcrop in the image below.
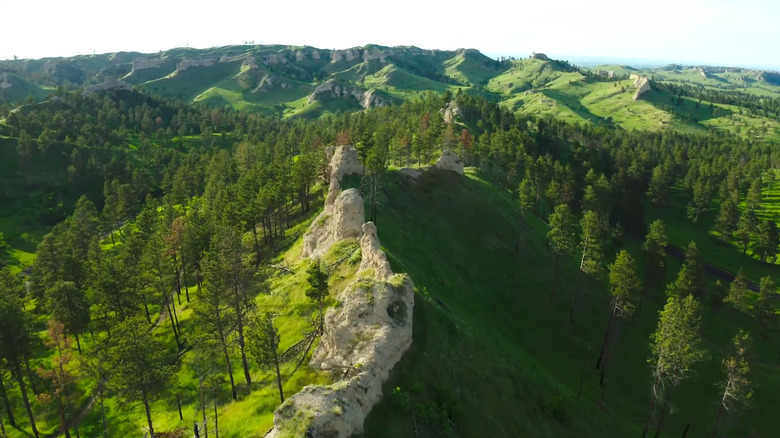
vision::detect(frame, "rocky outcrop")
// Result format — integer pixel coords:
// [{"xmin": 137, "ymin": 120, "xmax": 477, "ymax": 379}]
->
[
  {"xmin": 441, "ymin": 101, "xmax": 463, "ymax": 123},
  {"xmin": 252, "ymin": 74, "xmax": 292, "ymax": 93},
  {"xmin": 301, "ymin": 188, "xmax": 364, "ymax": 260},
  {"xmin": 531, "ymin": 52, "xmax": 550, "ymax": 60},
  {"xmin": 82, "ymin": 77, "xmax": 132, "ymax": 96},
  {"xmin": 629, "ymin": 74, "xmax": 651, "ymax": 100},
  {"xmin": 131, "ymin": 57, "xmax": 166, "ymax": 71},
  {"xmin": 0, "ymin": 73, "xmax": 12, "ymax": 89},
  {"xmin": 307, "ymin": 80, "xmax": 390, "ymax": 109},
  {"xmin": 176, "ymin": 58, "xmax": 217, "ymax": 71},
  {"xmin": 328, "ymin": 145, "xmax": 364, "ymax": 181},
  {"xmin": 398, "ymin": 167, "xmax": 422, "ymax": 180},
  {"xmin": 435, "ymin": 149, "xmax": 464, "ymax": 174},
  {"xmin": 357, "ymin": 222, "xmax": 393, "ymax": 279},
  {"xmin": 268, "ymin": 143, "xmax": 415, "ymax": 438}
]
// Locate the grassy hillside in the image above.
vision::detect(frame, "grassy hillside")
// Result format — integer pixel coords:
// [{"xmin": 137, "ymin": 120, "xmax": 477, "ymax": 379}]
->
[{"xmin": 356, "ymin": 167, "xmax": 778, "ymax": 437}]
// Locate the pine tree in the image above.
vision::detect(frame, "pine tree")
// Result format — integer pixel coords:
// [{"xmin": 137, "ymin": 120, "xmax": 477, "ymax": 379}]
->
[
  {"xmin": 306, "ymin": 260, "xmax": 330, "ymax": 335},
  {"xmin": 643, "ymin": 295, "xmax": 706, "ymax": 438},
  {"xmin": 547, "ymin": 204, "xmax": 577, "ymax": 297}
]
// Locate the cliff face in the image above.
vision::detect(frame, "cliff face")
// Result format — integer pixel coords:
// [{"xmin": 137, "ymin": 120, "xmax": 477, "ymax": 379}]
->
[
  {"xmin": 268, "ymin": 146, "xmax": 415, "ymax": 438},
  {"xmin": 306, "ymin": 80, "xmax": 391, "ymax": 109},
  {"xmin": 629, "ymin": 74, "xmax": 651, "ymax": 100}
]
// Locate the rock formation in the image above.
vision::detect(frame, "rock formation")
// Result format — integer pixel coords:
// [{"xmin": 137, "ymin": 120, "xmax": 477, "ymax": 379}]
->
[
  {"xmin": 328, "ymin": 145, "xmax": 364, "ymax": 181},
  {"xmin": 629, "ymin": 74, "xmax": 651, "ymax": 100},
  {"xmin": 435, "ymin": 149, "xmax": 464, "ymax": 174},
  {"xmin": 531, "ymin": 52, "xmax": 550, "ymax": 61},
  {"xmin": 306, "ymin": 80, "xmax": 390, "ymax": 109},
  {"xmin": 82, "ymin": 77, "xmax": 132, "ymax": 96},
  {"xmin": 131, "ymin": 57, "xmax": 166, "ymax": 71},
  {"xmin": 267, "ymin": 144, "xmax": 415, "ymax": 438},
  {"xmin": 0, "ymin": 73, "xmax": 12, "ymax": 89},
  {"xmin": 441, "ymin": 101, "xmax": 463, "ymax": 123},
  {"xmin": 176, "ymin": 58, "xmax": 217, "ymax": 71},
  {"xmin": 300, "ymin": 188, "xmax": 364, "ymax": 260}
]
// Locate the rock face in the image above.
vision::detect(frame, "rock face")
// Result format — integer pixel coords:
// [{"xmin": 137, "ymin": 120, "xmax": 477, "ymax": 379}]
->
[
  {"xmin": 301, "ymin": 188, "xmax": 364, "ymax": 260},
  {"xmin": 328, "ymin": 145, "xmax": 364, "ymax": 181},
  {"xmin": 441, "ymin": 101, "xmax": 463, "ymax": 123},
  {"xmin": 0, "ymin": 73, "xmax": 12, "ymax": 89},
  {"xmin": 268, "ymin": 143, "xmax": 415, "ymax": 438},
  {"xmin": 435, "ymin": 149, "xmax": 464, "ymax": 174},
  {"xmin": 307, "ymin": 80, "xmax": 390, "ymax": 109},
  {"xmin": 629, "ymin": 74, "xmax": 651, "ymax": 100},
  {"xmin": 176, "ymin": 58, "xmax": 217, "ymax": 71},
  {"xmin": 82, "ymin": 77, "xmax": 132, "ymax": 96},
  {"xmin": 531, "ymin": 52, "xmax": 550, "ymax": 60},
  {"xmin": 131, "ymin": 57, "xmax": 166, "ymax": 71}
]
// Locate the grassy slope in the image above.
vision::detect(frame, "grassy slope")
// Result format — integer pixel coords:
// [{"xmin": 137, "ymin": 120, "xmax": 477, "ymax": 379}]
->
[
  {"xmin": 359, "ymin": 168, "xmax": 778, "ymax": 437},
  {"xmin": 3, "ymin": 191, "xmax": 375, "ymax": 438}
]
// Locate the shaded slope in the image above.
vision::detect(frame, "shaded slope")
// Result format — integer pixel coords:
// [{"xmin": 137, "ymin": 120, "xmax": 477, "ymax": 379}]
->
[{"xmin": 359, "ymin": 168, "xmax": 779, "ymax": 437}]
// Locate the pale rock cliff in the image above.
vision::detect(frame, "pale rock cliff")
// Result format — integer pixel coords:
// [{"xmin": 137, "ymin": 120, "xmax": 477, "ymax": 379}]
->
[
  {"xmin": 629, "ymin": 74, "xmax": 651, "ymax": 100},
  {"xmin": 131, "ymin": 57, "xmax": 166, "ymax": 71},
  {"xmin": 177, "ymin": 58, "xmax": 217, "ymax": 71},
  {"xmin": 267, "ymin": 143, "xmax": 415, "ymax": 438},
  {"xmin": 307, "ymin": 81, "xmax": 390, "ymax": 109},
  {"xmin": 0, "ymin": 73, "xmax": 12, "ymax": 89}
]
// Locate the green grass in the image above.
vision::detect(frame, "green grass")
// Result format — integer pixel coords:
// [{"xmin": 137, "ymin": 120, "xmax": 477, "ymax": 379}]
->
[{"xmin": 356, "ymin": 167, "xmax": 779, "ymax": 437}]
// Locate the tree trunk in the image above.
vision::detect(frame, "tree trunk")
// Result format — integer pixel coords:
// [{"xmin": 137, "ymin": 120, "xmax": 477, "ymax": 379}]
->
[
  {"xmin": 13, "ymin": 362, "xmax": 38, "ymax": 438},
  {"xmin": 237, "ymin": 319, "xmax": 251, "ymax": 386},
  {"xmin": 0, "ymin": 375, "xmax": 15, "ymax": 427},
  {"xmin": 213, "ymin": 398, "xmax": 219, "ymax": 438},
  {"xmin": 596, "ymin": 311, "xmax": 617, "ymax": 371},
  {"xmin": 173, "ymin": 254, "xmax": 182, "ymax": 305},
  {"xmin": 251, "ymin": 227, "xmax": 261, "ymax": 268},
  {"xmin": 198, "ymin": 372, "xmax": 208, "ymax": 438},
  {"xmin": 142, "ymin": 390, "xmax": 155, "ymax": 438},
  {"xmin": 712, "ymin": 403, "xmax": 725, "ymax": 437},
  {"xmin": 0, "ymin": 414, "xmax": 6, "ymax": 438},
  {"xmin": 166, "ymin": 301, "xmax": 181, "ymax": 348},
  {"xmin": 99, "ymin": 385, "xmax": 107, "ymax": 438},
  {"xmin": 654, "ymin": 401, "xmax": 670, "ymax": 438},
  {"xmin": 274, "ymin": 356, "xmax": 285, "ymax": 404},
  {"xmin": 176, "ymin": 393, "xmax": 183, "ymax": 420},
  {"xmin": 642, "ymin": 390, "xmax": 657, "ymax": 438},
  {"xmin": 57, "ymin": 395, "xmax": 71, "ymax": 438},
  {"xmin": 181, "ymin": 256, "xmax": 191, "ymax": 303},
  {"xmin": 223, "ymin": 345, "xmax": 237, "ymax": 401},
  {"xmin": 75, "ymin": 332, "xmax": 82, "ymax": 354}
]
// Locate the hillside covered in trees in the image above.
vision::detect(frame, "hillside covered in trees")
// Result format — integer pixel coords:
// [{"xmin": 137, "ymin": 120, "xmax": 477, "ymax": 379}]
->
[{"xmin": 0, "ymin": 45, "xmax": 779, "ymax": 437}]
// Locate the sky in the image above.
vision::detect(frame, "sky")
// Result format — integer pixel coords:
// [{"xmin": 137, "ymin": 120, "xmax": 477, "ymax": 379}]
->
[{"xmin": 3, "ymin": 0, "xmax": 780, "ymax": 70}]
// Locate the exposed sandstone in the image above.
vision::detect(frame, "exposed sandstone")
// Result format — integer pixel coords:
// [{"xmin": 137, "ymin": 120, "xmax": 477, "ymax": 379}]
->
[
  {"xmin": 177, "ymin": 58, "xmax": 217, "ymax": 71},
  {"xmin": 328, "ymin": 145, "xmax": 364, "ymax": 181},
  {"xmin": 441, "ymin": 101, "xmax": 463, "ymax": 123},
  {"xmin": 0, "ymin": 73, "xmax": 12, "ymax": 89},
  {"xmin": 268, "ymin": 141, "xmax": 415, "ymax": 438},
  {"xmin": 300, "ymin": 188, "xmax": 363, "ymax": 260},
  {"xmin": 629, "ymin": 74, "xmax": 651, "ymax": 100},
  {"xmin": 307, "ymin": 80, "xmax": 390, "ymax": 109},
  {"xmin": 435, "ymin": 149, "xmax": 464, "ymax": 174},
  {"xmin": 131, "ymin": 57, "xmax": 166, "ymax": 71}
]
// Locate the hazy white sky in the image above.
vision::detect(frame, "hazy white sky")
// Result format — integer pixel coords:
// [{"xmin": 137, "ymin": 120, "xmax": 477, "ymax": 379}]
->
[{"xmin": 3, "ymin": 0, "xmax": 779, "ymax": 69}]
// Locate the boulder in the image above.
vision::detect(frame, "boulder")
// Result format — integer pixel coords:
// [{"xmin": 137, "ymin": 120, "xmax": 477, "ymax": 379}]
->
[
  {"xmin": 0, "ymin": 73, "xmax": 12, "ymax": 89},
  {"xmin": 435, "ymin": 149, "xmax": 464, "ymax": 174}
]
